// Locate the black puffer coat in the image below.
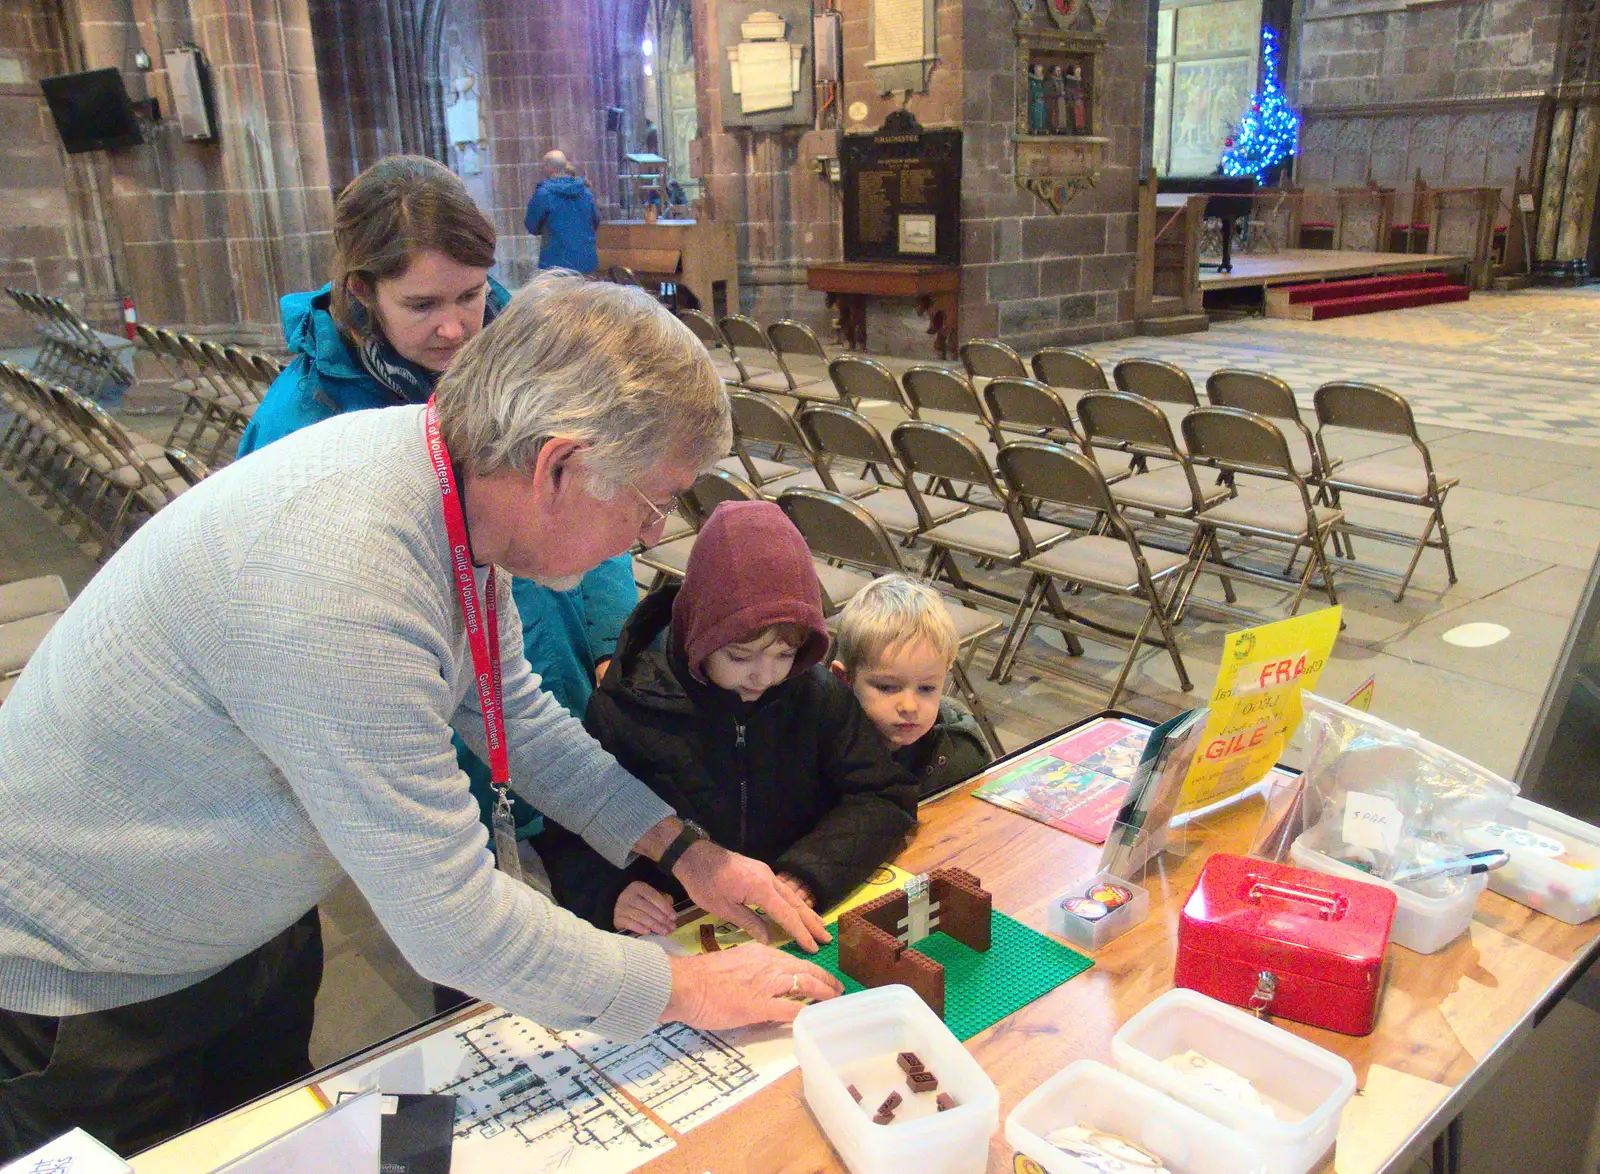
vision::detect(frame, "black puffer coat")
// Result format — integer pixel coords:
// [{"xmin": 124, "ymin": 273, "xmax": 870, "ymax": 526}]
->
[{"xmin": 537, "ymin": 587, "xmax": 918, "ymax": 930}]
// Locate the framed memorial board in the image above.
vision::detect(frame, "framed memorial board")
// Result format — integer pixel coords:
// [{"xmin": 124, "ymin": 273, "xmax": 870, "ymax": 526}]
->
[{"xmin": 841, "ymin": 112, "xmax": 961, "ymax": 265}]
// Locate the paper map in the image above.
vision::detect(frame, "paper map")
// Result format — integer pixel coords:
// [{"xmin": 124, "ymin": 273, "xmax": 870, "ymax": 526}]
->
[{"xmin": 317, "ymin": 1010, "xmax": 795, "ymax": 1174}]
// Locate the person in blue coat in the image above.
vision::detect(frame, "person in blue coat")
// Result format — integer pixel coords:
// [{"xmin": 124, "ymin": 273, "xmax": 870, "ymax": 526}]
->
[
  {"xmin": 240, "ymin": 156, "xmax": 639, "ymax": 863},
  {"xmin": 525, "ymin": 150, "xmax": 601, "ymax": 273}
]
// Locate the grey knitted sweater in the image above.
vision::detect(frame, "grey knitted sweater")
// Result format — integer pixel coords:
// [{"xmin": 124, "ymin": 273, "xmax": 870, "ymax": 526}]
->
[{"xmin": 0, "ymin": 405, "xmax": 675, "ymax": 1039}]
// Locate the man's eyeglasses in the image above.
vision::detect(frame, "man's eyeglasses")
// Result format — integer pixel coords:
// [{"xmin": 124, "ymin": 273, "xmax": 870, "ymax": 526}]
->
[{"xmin": 629, "ymin": 481, "xmax": 681, "ymax": 531}]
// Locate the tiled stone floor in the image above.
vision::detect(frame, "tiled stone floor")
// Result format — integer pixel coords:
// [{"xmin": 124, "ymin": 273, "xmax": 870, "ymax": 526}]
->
[{"xmin": 5, "ymin": 287, "xmax": 1600, "ymax": 1171}]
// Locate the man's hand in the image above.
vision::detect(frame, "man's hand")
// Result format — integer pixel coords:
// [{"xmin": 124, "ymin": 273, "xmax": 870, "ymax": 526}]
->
[
  {"xmin": 775, "ymin": 872, "xmax": 816, "ymax": 909},
  {"xmin": 662, "ymin": 944, "xmax": 842, "ymax": 1029},
  {"xmin": 614, "ymin": 881, "xmax": 677, "ymax": 936},
  {"xmin": 673, "ymin": 841, "xmax": 830, "ymax": 952}
]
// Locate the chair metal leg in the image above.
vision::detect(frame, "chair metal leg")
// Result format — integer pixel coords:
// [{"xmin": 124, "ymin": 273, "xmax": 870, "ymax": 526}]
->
[
  {"xmin": 950, "ymin": 660, "xmax": 1004, "ymax": 757},
  {"xmin": 991, "ymin": 575, "xmax": 1041, "ymax": 683},
  {"xmin": 1040, "ymin": 581, "xmax": 1085, "ymax": 656},
  {"xmin": 1434, "ymin": 502, "xmax": 1458, "ymax": 585},
  {"xmin": 1392, "ymin": 510, "xmax": 1439, "ymax": 603},
  {"xmin": 1150, "ymin": 582, "xmax": 1192, "ymax": 692},
  {"xmin": 1106, "ymin": 607, "xmax": 1158, "ymax": 709},
  {"xmin": 996, "ymin": 575, "xmax": 1051, "ymax": 685}
]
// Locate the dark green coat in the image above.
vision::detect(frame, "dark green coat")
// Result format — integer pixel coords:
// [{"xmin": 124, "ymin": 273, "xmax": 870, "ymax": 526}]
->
[
  {"xmin": 537, "ymin": 587, "xmax": 917, "ymax": 930},
  {"xmin": 894, "ymin": 698, "xmax": 993, "ymax": 800}
]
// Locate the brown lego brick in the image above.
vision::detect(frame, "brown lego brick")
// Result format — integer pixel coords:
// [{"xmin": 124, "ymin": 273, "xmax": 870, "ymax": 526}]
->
[
  {"xmin": 896, "ymin": 1051, "xmax": 925, "ymax": 1074},
  {"xmin": 936, "ymin": 1091, "xmax": 957, "ymax": 1112},
  {"xmin": 853, "ymin": 889, "xmax": 909, "ymax": 938},
  {"xmin": 876, "ymin": 1091, "xmax": 902, "ymax": 1115},
  {"xmin": 848, "ymin": 1083, "xmax": 862, "ymax": 1103},
  {"xmin": 907, "ymin": 1069, "xmax": 939, "ymax": 1093},
  {"xmin": 698, "ymin": 923, "xmax": 720, "ymax": 953},
  {"xmin": 930, "ymin": 867, "xmax": 993, "ymax": 953},
  {"xmin": 872, "ymin": 1111, "xmax": 895, "ymax": 1125}
]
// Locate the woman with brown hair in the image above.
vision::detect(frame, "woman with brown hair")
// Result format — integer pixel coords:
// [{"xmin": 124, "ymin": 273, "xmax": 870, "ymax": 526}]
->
[{"xmin": 239, "ymin": 154, "xmax": 504, "ymax": 453}]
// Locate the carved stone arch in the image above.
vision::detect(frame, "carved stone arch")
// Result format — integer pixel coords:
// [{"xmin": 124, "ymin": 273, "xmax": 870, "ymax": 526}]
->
[{"xmin": 419, "ymin": 0, "xmax": 454, "ymax": 163}]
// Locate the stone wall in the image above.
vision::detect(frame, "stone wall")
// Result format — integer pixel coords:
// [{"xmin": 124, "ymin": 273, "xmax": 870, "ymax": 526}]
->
[
  {"xmin": 4, "ymin": 0, "xmax": 335, "ymax": 341},
  {"xmin": 959, "ymin": 0, "xmax": 1151, "ymax": 350},
  {"xmin": 0, "ymin": 0, "xmax": 97, "ymax": 344},
  {"xmin": 1293, "ymin": 0, "xmax": 1563, "ymax": 206}
]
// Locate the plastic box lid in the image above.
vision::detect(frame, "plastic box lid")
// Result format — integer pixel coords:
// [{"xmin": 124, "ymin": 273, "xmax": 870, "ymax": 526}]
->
[{"xmin": 1180, "ymin": 853, "xmax": 1397, "ymax": 992}]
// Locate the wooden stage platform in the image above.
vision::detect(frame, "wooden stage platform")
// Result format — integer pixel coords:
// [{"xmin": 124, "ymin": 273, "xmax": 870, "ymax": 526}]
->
[{"xmin": 1199, "ymin": 247, "xmax": 1467, "ymax": 292}]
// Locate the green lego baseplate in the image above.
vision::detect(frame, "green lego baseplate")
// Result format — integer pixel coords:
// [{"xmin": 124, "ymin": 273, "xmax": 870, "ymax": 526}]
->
[{"xmin": 783, "ymin": 911, "xmax": 1093, "ymax": 1041}]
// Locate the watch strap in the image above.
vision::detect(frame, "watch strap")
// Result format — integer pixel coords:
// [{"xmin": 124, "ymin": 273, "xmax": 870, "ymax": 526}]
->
[{"xmin": 657, "ymin": 821, "xmax": 707, "ymax": 875}]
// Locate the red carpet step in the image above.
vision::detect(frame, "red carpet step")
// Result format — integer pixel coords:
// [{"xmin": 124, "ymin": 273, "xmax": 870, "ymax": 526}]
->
[{"xmin": 1265, "ymin": 270, "xmax": 1471, "ymax": 320}]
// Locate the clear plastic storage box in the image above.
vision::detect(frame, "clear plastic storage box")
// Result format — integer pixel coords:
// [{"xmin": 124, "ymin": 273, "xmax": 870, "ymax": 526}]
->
[
  {"xmin": 1112, "ymin": 989, "xmax": 1355, "ymax": 1174},
  {"xmin": 793, "ymin": 985, "xmax": 999, "ymax": 1174},
  {"xmin": 1006, "ymin": 1059, "xmax": 1267, "ymax": 1174},
  {"xmin": 1291, "ymin": 823, "xmax": 1484, "ymax": 954},
  {"xmin": 1047, "ymin": 871, "xmax": 1150, "ymax": 951},
  {"xmin": 1463, "ymin": 796, "xmax": 1600, "ymax": 924}
]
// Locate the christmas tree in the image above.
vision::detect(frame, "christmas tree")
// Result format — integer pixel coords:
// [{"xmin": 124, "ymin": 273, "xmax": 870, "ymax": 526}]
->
[{"xmin": 1219, "ymin": 28, "xmax": 1299, "ymax": 182}]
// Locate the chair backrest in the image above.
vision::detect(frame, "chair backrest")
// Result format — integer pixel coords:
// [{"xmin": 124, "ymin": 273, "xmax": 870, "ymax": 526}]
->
[
  {"xmin": 797, "ymin": 403, "xmax": 897, "ymax": 468},
  {"xmin": 609, "ymin": 265, "xmax": 640, "ymax": 286},
  {"xmin": 685, "ymin": 467, "xmax": 761, "ymax": 522},
  {"xmin": 891, "ymin": 419, "xmax": 999, "ymax": 491},
  {"xmin": 133, "ymin": 323, "xmax": 162, "ymax": 352},
  {"xmin": 250, "ymin": 353, "xmax": 284, "ymax": 383},
  {"xmin": 960, "ymin": 338, "xmax": 1027, "ymax": 379},
  {"xmin": 164, "ymin": 447, "xmax": 210, "ymax": 487},
  {"xmin": 983, "ymin": 377, "xmax": 1078, "ymax": 441},
  {"xmin": 222, "ymin": 344, "xmax": 260, "ymax": 385},
  {"xmin": 828, "ymin": 355, "xmax": 897, "ymax": 409},
  {"xmin": 1113, "ymin": 357, "xmax": 1200, "ymax": 406},
  {"xmin": 719, "ymin": 314, "xmax": 775, "ymax": 356},
  {"xmin": 997, "ymin": 439, "xmax": 1115, "ymax": 519},
  {"xmin": 679, "ymin": 309, "xmax": 730, "ymax": 351},
  {"xmin": 1182, "ymin": 406, "xmax": 1297, "ymax": 479},
  {"xmin": 1313, "ymin": 380, "xmax": 1418, "ymax": 438},
  {"xmin": 1077, "ymin": 391, "xmax": 1182, "ymax": 457},
  {"xmin": 729, "ymin": 390, "xmax": 808, "ymax": 450},
  {"xmin": 1032, "ymin": 347, "xmax": 1109, "ymax": 391},
  {"xmin": 1206, "ymin": 369, "xmax": 1299, "ymax": 421},
  {"xmin": 777, "ymin": 487, "xmax": 905, "ymax": 575},
  {"xmin": 901, "ymin": 365, "xmax": 985, "ymax": 420},
  {"xmin": 767, "ymin": 319, "xmax": 828, "ymax": 364}
]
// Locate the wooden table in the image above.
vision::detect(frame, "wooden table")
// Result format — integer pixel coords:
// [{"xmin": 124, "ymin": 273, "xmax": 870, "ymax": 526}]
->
[
  {"xmin": 806, "ymin": 262, "xmax": 960, "ymax": 360},
  {"xmin": 133, "ymin": 751, "xmax": 1600, "ymax": 1174}
]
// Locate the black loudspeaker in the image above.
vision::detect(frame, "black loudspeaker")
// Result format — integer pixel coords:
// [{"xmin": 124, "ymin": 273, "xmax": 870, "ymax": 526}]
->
[{"xmin": 605, "ymin": 106, "xmax": 625, "ymax": 132}]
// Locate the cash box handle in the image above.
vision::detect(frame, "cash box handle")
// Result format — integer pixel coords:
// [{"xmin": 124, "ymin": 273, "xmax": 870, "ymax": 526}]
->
[{"xmin": 1247, "ymin": 879, "xmax": 1346, "ymax": 920}]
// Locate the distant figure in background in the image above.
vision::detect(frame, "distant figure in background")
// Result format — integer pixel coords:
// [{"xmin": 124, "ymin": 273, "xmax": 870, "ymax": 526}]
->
[{"xmin": 525, "ymin": 150, "xmax": 601, "ymax": 274}]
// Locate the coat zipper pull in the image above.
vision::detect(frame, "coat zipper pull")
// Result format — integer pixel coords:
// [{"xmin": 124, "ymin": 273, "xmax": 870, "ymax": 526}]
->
[{"xmin": 735, "ymin": 721, "xmax": 748, "ymax": 851}]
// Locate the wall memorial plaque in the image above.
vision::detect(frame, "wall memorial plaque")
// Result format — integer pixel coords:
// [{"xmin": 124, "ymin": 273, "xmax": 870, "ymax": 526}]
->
[{"xmin": 841, "ymin": 111, "xmax": 961, "ymax": 265}]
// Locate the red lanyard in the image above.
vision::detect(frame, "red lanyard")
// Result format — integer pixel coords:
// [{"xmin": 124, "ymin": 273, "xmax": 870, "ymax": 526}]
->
[{"xmin": 424, "ymin": 398, "xmax": 508, "ymax": 788}]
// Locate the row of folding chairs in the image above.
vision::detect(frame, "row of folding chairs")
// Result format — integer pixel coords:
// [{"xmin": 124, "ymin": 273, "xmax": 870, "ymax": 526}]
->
[
  {"xmin": 132, "ymin": 324, "xmax": 285, "ymax": 466},
  {"xmin": 4, "ymin": 288, "xmax": 134, "ymax": 403},
  {"xmin": 0, "ymin": 360, "xmax": 206, "ymax": 558}
]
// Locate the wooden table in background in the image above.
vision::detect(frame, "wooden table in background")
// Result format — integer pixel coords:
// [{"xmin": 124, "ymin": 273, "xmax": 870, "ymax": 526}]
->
[
  {"xmin": 134, "ymin": 749, "xmax": 1600, "ymax": 1174},
  {"xmin": 806, "ymin": 262, "xmax": 960, "ymax": 360},
  {"xmin": 596, "ymin": 219, "xmax": 739, "ymax": 318}
]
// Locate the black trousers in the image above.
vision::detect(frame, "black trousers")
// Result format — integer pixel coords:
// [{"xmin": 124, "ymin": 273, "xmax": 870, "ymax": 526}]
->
[{"xmin": 0, "ymin": 908, "xmax": 324, "ymax": 1160}]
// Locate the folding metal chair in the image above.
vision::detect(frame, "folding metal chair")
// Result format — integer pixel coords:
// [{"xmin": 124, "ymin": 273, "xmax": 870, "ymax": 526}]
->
[
  {"xmin": 718, "ymin": 315, "xmax": 789, "ymax": 394},
  {"xmin": 1112, "ymin": 357, "xmax": 1201, "ymax": 406},
  {"xmin": 827, "ymin": 354, "xmax": 899, "ymax": 412},
  {"xmin": 1077, "ymin": 391, "xmax": 1228, "ymax": 527},
  {"xmin": 1313, "ymin": 381, "xmax": 1458, "ymax": 602},
  {"xmin": 890, "ymin": 422, "xmax": 1081, "ymax": 657},
  {"xmin": 796, "ymin": 403, "xmax": 971, "ymax": 538},
  {"xmin": 1181, "ymin": 407, "xmax": 1345, "ymax": 618},
  {"xmin": 766, "ymin": 320, "xmax": 839, "ymax": 403},
  {"xmin": 992, "ymin": 440, "xmax": 1193, "ymax": 704},
  {"xmin": 678, "ymin": 309, "xmax": 745, "ymax": 387},
  {"xmin": 1031, "ymin": 347, "xmax": 1110, "ymax": 400},
  {"xmin": 959, "ymin": 338, "xmax": 1028, "ymax": 381},
  {"xmin": 776, "ymin": 486, "xmax": 1005, "ymax": 754},
  {"xmin": 727, "ymin": 390, "xmax": 878, "ymax": 499},
  {"xmin": 1206, "ymin": 368, "xmax": 1339, "ymax": 489},
  {"xmin": 899, "ymin": 366, "xmax": 1001, "ymax": 473},
  {"xmin": 635, "ymin": 469, "xmax": 762, "ymax": 589}
]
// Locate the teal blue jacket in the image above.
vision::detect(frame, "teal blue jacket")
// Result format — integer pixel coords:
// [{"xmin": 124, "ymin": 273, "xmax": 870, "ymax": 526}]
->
[{"xmin": 237, "ymin": 283, "xmax": 639, "ymax": 838}]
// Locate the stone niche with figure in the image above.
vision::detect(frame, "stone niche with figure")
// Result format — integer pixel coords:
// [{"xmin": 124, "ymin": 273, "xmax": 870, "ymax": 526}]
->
[{"xmin": 1012, "ymin": 23, "xmax": 1107, "ymax": 214}]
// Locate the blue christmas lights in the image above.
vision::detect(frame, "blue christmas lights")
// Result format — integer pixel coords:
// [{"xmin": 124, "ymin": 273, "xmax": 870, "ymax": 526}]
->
[{"xmin": 1219, "ymin": 28, "xmax": 1300, "ymax": 181}]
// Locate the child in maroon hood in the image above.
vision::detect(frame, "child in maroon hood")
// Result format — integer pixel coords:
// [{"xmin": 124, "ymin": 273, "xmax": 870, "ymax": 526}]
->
[{"xmin": 536, "ymin": 501, "xmax": 918, "ymax": 935}]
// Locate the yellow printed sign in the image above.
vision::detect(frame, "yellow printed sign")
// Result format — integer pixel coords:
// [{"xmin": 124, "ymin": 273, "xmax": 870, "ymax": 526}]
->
[
  {"xmin": 1179, "ymin": 606, "xmax": 1342, "ymax": 813},
  {"xmin": 1345, "ymin": 674, "xmax": 1377, "ymax": 712}
]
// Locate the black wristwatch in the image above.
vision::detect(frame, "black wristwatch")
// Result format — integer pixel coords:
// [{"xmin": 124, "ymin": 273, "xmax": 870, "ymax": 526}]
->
[{"xmin": 657, "ymin": 819, "xmax": 710, "ymax": 876}]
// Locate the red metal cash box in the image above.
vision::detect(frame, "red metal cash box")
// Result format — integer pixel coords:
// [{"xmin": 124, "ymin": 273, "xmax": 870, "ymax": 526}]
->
[{"xmin": 1175, "ymin": 853, "xmax": 1397, "ymax": 1036}]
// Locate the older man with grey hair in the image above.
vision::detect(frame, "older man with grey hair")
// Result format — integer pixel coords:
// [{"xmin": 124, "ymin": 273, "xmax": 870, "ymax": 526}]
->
[
  {"xmin": 0, "ymin": 273, "xmax": 839, "ymax": 1158},
  {"xmin": 526, "ymin": 148, "xmax": 601, "ymax": 272}
]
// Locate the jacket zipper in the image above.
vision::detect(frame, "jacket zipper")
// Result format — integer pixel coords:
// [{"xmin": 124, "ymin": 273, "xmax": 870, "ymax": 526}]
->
[{"xmin": 734, "ymin": 720, "xmax": 749, "ymax": 852}]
